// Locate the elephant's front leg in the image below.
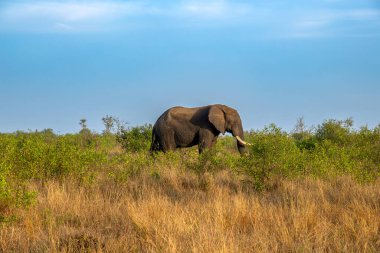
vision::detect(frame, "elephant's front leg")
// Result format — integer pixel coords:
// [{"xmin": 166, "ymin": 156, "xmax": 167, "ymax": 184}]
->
[{"xmin": 198, "ymin": 130, "xmax": 217, "ymax": 154}]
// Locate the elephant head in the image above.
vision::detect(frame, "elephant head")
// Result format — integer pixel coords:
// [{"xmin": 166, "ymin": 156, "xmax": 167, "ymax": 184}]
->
[{"xmin": 208, "ymin": 104, "xmax": 250, "ymax": 154}]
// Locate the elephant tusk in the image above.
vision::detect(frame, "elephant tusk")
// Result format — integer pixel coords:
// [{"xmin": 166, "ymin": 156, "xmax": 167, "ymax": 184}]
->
[{"xmin": 236, "ymin": 136, "xmax": 252, "ymax": 146}]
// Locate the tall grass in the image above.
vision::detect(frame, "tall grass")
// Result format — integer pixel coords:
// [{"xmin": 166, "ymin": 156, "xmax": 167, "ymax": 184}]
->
[{"xmin": 0, "ymin": 169, "xmax": 379, "ymax": 252}]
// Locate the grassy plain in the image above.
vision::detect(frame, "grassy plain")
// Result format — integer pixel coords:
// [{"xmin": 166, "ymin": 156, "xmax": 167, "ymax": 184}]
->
[{"xmin": 0, "ymin": 120, "xmax": 379, "ymax": 252}]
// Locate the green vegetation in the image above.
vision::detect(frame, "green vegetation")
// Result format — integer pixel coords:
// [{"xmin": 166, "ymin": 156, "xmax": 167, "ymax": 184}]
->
[{"xmin": 0, "ymin": 118, "xmax": 379, "ymax": 220}]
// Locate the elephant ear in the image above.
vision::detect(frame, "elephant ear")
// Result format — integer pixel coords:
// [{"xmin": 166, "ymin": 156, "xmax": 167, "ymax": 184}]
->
[{"xmin": 208, "ymin": 106, "xmax": 226, "ymax": 134}]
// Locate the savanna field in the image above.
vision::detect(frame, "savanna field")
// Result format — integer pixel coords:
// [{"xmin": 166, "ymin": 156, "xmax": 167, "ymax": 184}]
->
[{"xmin": 0, "ymin": 118, "xmax": 379, "ymax": 252}]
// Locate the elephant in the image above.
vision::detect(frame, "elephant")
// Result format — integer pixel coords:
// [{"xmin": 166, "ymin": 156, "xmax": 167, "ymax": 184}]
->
[{"xmin": 150, "ymin": 104, "xmax": 251, "ymax": 154}]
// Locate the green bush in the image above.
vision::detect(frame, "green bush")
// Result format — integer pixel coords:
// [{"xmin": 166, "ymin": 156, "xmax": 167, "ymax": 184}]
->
[
  {"xmin": 242, "ymin": 120, "xmax": 380, "ymax": 182},
  {"xmin": 315, "ymin": 118, "xmax": 353, "ymax": 144},
  {"xmin": 0, "ymin": 130, "xmax": 106, "ymax": 181},
  {"xmin": 0, "ymin": 118, "xmax": 379, "ymax": 214},
  {"xmin": 116, "ymin": 124, "xmax": 153, "ymax": 152}
]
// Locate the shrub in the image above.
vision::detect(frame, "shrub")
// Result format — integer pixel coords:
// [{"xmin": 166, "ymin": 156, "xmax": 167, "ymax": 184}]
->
[
  {"xmin": 0, "ymin": 174, "xmax": 37, "ymax": 219},
  {"xmin": 315, "ymin": 118, "xmax": 353, "ymax": 144},
  {"xmin": 0, "ymin": 117, "xmax": 379, "ymax": 215},
  {"xmin": 116, "ymin": 124, "xmax": 153, "ymax": 152}
]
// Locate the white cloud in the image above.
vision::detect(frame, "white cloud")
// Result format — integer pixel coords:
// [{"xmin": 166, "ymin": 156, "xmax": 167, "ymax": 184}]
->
[
  {"xmin": 0, "ymin": 0, "xmax": 379, "ymax": 37},
  {"xmin": 182, "ymin": 2, "xmax": 226, "ymax": 18},
  {"xmin": 338, "ymin": 9, "xmax": 379, "ymax": 20},
  {"xmin": 284, "ymin": 8, "xmax": 380, "ymax": 38},
  {"xmin": 2, "ymin": 2, "xmax": 142, "ymax": 21},
  {"xmin": 55, "ymin": 22, "xmax": 73, "ymax": 31},
  {"xmin": 180, "ymin": 0, "xmax": 251, "ymax": 19},
  {"xmin": 0, "ymin": 1, "xmax": 147, "ymax": 32},
  {"xmin": 0, "ymin": 0, "xmax": 255, "ymax": 32}
]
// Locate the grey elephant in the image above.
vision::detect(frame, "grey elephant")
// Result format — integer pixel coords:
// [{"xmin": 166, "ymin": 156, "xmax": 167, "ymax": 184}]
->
[{"xmin": 150, "ymin": 104, "xmax": 251, "ymax": 154}]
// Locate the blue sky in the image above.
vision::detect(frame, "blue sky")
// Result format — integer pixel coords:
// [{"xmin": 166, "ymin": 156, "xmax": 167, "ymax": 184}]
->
[{"xmin": 0, "ymin": 0, "xmax": 379, "ymax": 133}]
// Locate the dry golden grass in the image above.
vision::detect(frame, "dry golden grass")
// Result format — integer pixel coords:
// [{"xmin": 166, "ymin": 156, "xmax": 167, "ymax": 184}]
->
[{"xmin": 1, "ymin": 167, "xmax": 379, "ymax": 252}]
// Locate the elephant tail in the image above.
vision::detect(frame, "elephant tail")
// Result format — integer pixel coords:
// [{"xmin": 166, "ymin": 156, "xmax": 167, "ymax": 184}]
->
[{"xmin": 150, "ymin": 126, "xmax": 159, "ymax": 153}]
